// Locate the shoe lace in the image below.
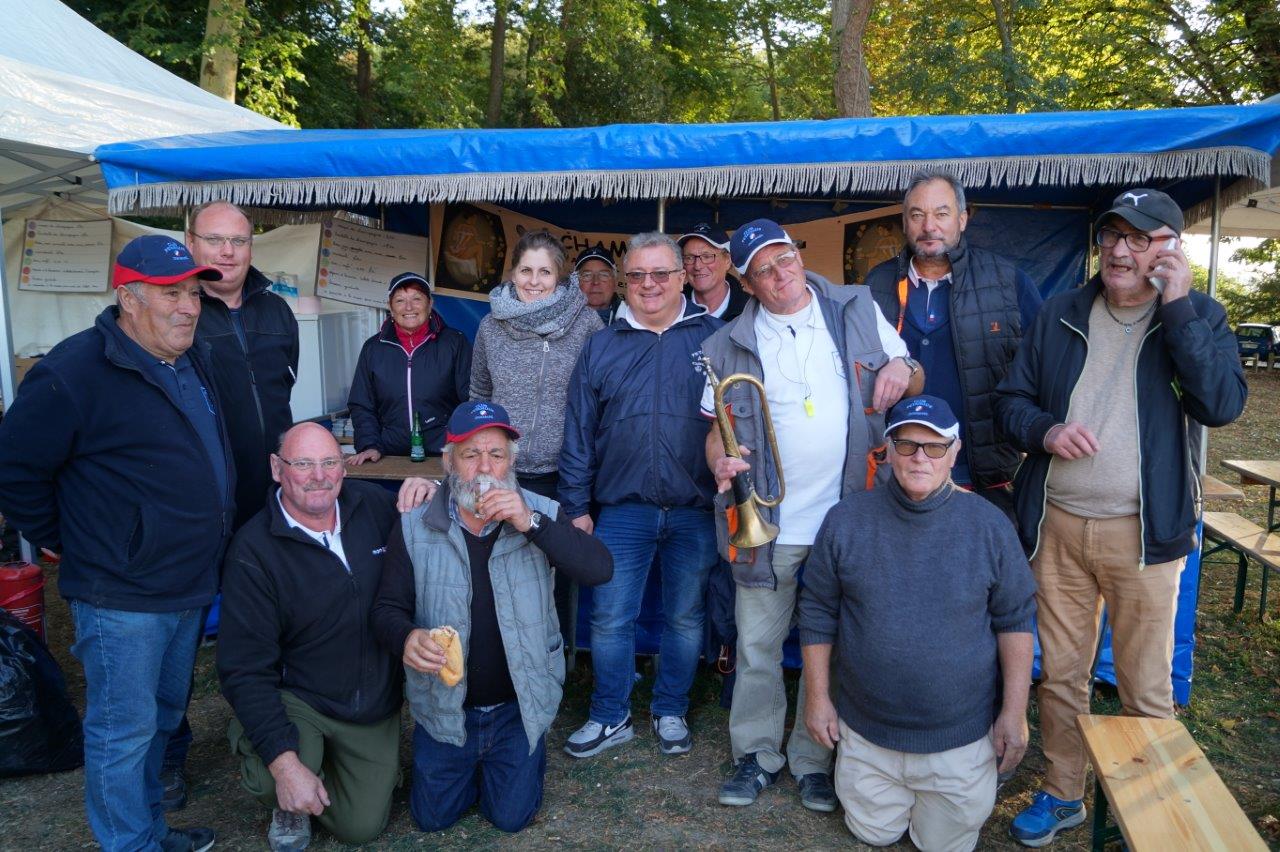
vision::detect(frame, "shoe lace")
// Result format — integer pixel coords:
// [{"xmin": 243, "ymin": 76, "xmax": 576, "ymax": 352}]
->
[
  {"xmin": 577, "ymin": 720, "xmax": 604, "ymax": 739},
  {"xmin": 730, "ymin": 757, "xmax": 762, "ymax": 784},
  {"xmin": 656, "ymin": 716, "xmax": 687, "ymax": 738}
]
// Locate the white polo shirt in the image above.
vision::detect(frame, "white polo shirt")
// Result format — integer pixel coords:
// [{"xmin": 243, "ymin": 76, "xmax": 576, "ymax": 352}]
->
[{"xmin": 276, "ymin": 490, "xmax": 350, "ymax": 572}]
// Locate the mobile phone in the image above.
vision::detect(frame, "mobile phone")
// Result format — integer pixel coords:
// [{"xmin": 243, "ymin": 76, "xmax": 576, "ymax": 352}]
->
[{"xmin": 1148, "ymin": 237, "xmax": 1179, "ymax": 293}]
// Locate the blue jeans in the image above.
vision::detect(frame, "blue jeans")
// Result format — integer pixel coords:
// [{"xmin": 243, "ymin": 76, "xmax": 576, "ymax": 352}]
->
[
  {"xmin": 69, "ymin": 601, "xmax": 203, "ymax": 852},
  {"xmin": 410, "ymin": 702, "xmax": 546, "ymax": 833},
  {"xmin": 589, "ymin": 502, "xmax": 717, "ymax": 724}
]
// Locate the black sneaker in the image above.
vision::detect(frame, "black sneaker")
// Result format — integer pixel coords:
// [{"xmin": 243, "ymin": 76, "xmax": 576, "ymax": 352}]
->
[
  {"xmin": 564, "ymin": 716, "xmax": 635, "ymax": 758},
  {"xmin": 719, "ymin": 754, "xmax": 780, "ymax": 806},
  {"xmin": 161, "ymin": 826, "xmax": 215, "ymax": 852},
  {"xmin": 161, "ymin": 767, "xmax": 188, "ymax": 812},
  {"xmin": 797, "ymin": 773, "xmax": 838, "ymax": 812}
]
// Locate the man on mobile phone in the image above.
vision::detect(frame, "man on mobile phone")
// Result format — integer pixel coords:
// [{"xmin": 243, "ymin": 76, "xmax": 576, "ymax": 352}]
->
[{"xmin": 995, "ymin": 188, "xmax": 1246, "ymax": 847}]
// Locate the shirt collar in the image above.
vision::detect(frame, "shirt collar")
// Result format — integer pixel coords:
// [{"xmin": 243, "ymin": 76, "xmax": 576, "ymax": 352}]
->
[
  {"xmin": 447, "ymin": 496, "xmax": 500, "ymax": 536},
  {"xmin": 275, "ymin": 488, "xmax": 341, "ymax": 539},
  {"xmin": 908, "ymin": 258, "xmax": 952, "ymax": 290}
]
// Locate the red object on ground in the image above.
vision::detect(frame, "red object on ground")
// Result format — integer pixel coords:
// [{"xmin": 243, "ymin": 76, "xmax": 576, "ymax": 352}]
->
[{"xmin": 0, "ymin": 562, "xmax": 45, "ymax": 641}]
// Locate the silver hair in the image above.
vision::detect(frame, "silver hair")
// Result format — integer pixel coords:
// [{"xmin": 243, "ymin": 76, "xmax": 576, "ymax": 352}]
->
[
  {"xmin": 118, "ymin": 281, "xmax": 148, "ymax": 306},
  {"xmin": 624, "ymin": 231, "xmax": 682, "ymax": 271},
  {"xmin": 904, "ymin": 169, "xmax": 967, "ymax": 213},
  {"xmin": 188, "ymin": 200, "xmax": 254, "ymax": 234}
]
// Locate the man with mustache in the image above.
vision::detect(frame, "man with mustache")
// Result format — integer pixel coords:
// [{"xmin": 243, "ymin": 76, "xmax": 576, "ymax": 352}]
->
[
  {"xmin": 217, "ymin": 422, "xmax": 421, "ymax": 851},
  {"xmin": 867, "ymin": 170, "xmax": 1042, "ymax": 517},
  {"xmin": 372, "ymin": 401, "xmax": 612, "ymax": 834},
  {"xmin": 0, "ymin": 235, "xmax": 233, "ymax": 851},
  {"xmin": 996, "ymin": 188, "xmax": 1246, "ymax": 846}
]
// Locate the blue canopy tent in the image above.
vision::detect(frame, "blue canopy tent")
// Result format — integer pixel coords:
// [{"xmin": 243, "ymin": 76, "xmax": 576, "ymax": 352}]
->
[{"xmin": 94, "ymin": 103, "xmax": 1280, "ymax": 702}]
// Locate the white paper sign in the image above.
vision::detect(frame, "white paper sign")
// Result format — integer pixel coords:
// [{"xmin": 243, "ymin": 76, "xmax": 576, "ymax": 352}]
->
[
  {"xmin": 19, "ymin": 219, "xmax": 113, "ymax": 292},
  {"xmin": 316, "ymin": 217, "xmax": 430, "ymax": 309}
]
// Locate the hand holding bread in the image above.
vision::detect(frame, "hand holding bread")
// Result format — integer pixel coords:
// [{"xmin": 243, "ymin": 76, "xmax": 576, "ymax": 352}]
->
[{"xmin": 429, "ymin": 626, "xmax": 465, "ymax": 687}]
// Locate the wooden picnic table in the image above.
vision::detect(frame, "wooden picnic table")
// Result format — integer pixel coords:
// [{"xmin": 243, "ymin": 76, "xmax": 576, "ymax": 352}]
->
[
  {"xmin": 1201, "ymin": 474, "xmax": 1243, "ymax": 501},
  {"xmin": 1221, "ymin": 459, "xmax": 1280, "ymax": 531},
  {"xmin": 343, "ymin": 455, "xmax": 444, "ymax": 481}
]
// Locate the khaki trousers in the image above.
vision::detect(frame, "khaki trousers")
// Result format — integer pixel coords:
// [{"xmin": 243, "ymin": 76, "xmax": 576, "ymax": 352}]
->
[
  {"xmin": 229, "ymin": 691, "xmax": 401, "ymax": 845},
  {"xmin": 728, "ymin": 544, "xmax": 833, "ymax": 777},
  {"xmin": 834, "ymin": 722, "xmax": 996, "ymax": 852},
  {"xmin": 1033, "ymin": 503, "xmax": 1184, "ymax": 801}
]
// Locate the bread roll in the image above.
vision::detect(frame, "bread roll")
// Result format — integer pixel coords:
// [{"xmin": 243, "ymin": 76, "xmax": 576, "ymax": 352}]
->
[{"xmin": 429, "ymin": 626, "xmax": 464, "ymax": 687}]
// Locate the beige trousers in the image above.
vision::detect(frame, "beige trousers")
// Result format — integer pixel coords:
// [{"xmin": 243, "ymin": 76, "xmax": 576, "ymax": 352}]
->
[
  {"xmin": 1033, "ymin": 503, "xmax": 1184, "ymax": 801},
  {"xmin": 834, "ymin": 722, "xmax": 996, "ymax": 852}
]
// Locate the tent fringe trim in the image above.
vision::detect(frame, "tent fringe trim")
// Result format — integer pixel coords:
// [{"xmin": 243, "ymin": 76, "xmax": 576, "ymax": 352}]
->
[{"xmin": 107, "ymin": 147, "xmax": 1272, "ymax": 216}]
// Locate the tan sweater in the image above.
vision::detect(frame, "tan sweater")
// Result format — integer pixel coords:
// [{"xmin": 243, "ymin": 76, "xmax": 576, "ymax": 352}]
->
[{"xmin": 1045, "ymin": 294, "xmax": 1157, "ymax": 518}]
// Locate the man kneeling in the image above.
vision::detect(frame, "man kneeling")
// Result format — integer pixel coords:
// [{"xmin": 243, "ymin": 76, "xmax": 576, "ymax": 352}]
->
[
  {"xmin": 373, "ymin": 401, "xmax": 612, "ymax": 832},
  {"xmin": 798, "ymin": 396, "xmax": 1036, "ymax": 851}
]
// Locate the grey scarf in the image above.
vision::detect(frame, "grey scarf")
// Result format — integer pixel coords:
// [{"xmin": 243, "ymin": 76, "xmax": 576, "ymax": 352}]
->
[{"xmin": 487, "ymin": 280, "xmax": 587, "ymax": 337}]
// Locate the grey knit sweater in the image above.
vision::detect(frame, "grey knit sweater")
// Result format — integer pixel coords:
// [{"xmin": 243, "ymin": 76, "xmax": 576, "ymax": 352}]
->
[
  {"xmin": 470, "ymin": 298, "xmax": 603, "ymax": 475},
  {"xmin": 798, "ymin": 478, "xmax": 1036, "ymax": 754}
]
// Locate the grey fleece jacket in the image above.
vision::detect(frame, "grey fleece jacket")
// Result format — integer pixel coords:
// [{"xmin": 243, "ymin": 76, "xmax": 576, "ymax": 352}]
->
[
  {"xmin": 470, "ymin": 301, "xmax": 603, "ymax": 475},
  {"xmin": 798, "ymin": 477, "xmax": 1036, "ymax": 754}
]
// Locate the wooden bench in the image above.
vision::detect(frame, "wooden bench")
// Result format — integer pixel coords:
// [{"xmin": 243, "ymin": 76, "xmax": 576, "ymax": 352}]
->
[
  {"xmin": 1202, "ymin": 511, "xmax": 1279, "ymax": 619},
  {"xmin": 1201, "ymin": 474, "xmax": 1243, "ymax": 502},
  {"xmin": 1077, "ymin": 715, "xmax": 1267, "ymax": 851}
]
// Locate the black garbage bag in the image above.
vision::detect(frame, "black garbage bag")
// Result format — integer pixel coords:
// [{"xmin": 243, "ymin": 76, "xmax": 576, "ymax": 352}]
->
[{"xmin": 0, "ymin": 610, "xmax": 83, "ymax": 776}]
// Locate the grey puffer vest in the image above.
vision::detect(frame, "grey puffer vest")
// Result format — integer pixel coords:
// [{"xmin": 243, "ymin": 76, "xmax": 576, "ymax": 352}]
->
[
  {"xmin": 402, "ymin": 486, "xmax": 564, "ymax": 752},
  {"xmin": 700, "ymin": 271, "xmax": 891, "ymax": 589}
]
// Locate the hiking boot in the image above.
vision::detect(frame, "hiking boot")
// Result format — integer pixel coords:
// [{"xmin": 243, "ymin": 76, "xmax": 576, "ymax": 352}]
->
[
  {"xmin": 1010, "ymin": 790, "xmax": 1086, "ymax": 847},
  {"xmin": 160, "ymin": 826, "xmax": 215, "ymax": 852},
  {"xmin": 797, "ymin": 772, "xmax": 838, "ymax": 813},
  {"xmin": 652, "ymin": 715, "xmax": 692, "ymax": 755},
  {"xmin": 268, "ymin": 808, "xmax": 312, "ymax": 852},
  {"xmin": 718, "ymin": 754, "xmax": 780, "ymax": 806},
  {"xmin": 161, "ymin": 767, "xmax": 188, "ymax": 812},
  {"xmin": 564, "ymin": 716, "xmax": 635, "ymax": 758}
]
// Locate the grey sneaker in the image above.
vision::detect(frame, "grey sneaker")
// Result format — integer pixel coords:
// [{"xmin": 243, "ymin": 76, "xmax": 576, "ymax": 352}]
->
[
  {"xmin": 652, "ymin": 715, "xmax": 692, "ymax": 755},
  {"xmin": 564, "ymin": 716, "xmax": 635, "ymax": 758},
  {"xmin": 797, "ymin": 773, "xmax": 838, "ymax": 812},
  {"xmin": 268, "ymin": 808, "xmax": 311, "ymax": 852},
  {"xmin": 719, "ymin": 754, "xmax": 780, "ymax": 806}
]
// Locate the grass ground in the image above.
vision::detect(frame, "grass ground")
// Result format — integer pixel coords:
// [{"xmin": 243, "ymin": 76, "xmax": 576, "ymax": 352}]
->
[{"xmin": 2, "ymin": 371, "xmax": 1278, "ymax": 851}]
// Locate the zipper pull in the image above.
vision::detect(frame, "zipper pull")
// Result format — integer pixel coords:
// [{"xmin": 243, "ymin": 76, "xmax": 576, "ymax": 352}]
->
[{"xmin": 543, "ymin": 341, "xmax": 550, "ymax": 352}]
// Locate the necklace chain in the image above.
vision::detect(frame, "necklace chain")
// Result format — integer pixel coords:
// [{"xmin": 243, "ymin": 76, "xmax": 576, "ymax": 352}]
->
[{"xmin": 1102, "ymin": 293, "xmax": 1157, "ymax": 334}]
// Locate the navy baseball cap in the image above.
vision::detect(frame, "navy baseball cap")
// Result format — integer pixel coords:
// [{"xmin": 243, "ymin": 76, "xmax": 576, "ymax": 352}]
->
[
  {"xmin": 574, "ymin": 246, "xmax": 616, "ymax": 271},
  {"xmin": 886, "ymin": 395, "xmax": 960, "ymax": 440},
  {"xmin": 445, "ymin": 400, "xmax": 521, "ymax": 444},
  {"xmin": 388, "ymin": 272, "xmax": 432, "ymax": 296},
  {"xmin": 678, "ymin": 223, "xmax": 731, "ymax": 251},
  {"xmin": 1094, "ymin": 188, "xmax": 1184, "ymax": 235},
  {"xmin": 112, "ymin": 235, "xmax": 221, "ymax": 289},
  {"xmin": 729, "ymin": 218, "xmax": 794, "ymax": 275}
]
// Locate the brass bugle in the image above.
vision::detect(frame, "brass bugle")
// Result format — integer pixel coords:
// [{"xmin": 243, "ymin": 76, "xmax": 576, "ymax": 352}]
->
[{"xmin": 702, "ymin": 356, "xmax": 785, "ymax": 549}]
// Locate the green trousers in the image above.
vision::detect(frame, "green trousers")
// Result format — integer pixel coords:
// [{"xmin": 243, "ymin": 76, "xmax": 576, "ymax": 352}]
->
[{"xmin": 229, "ymin": 691, "xmax": 401, "ymax": 844}]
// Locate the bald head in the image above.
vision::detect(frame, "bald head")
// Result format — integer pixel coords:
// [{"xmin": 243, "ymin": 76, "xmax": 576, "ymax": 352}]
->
[
  {"xmin": 272, "ymin": 423, "xmax": 345, "ymax": 530},
  {"xmin": 278, "ymin": 422, "xmax": 341, "ymax": 459}
]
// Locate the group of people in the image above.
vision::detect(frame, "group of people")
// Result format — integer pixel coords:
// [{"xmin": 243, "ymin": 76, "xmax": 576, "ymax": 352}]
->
[{"xmin": 0, "ymin": 171, "xmax": 1246, "ymax": 852}]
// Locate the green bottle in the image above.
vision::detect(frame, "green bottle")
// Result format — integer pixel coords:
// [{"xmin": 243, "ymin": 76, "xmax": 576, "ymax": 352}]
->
[{"xmin": 409, "ymin": 412, "xmax": 425, "ymax": 462}]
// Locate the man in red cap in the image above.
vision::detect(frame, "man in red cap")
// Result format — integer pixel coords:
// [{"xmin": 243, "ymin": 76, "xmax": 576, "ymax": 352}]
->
[{"xmin": 0, "ymin": 235, "xmax": 235, "ymax": 852}]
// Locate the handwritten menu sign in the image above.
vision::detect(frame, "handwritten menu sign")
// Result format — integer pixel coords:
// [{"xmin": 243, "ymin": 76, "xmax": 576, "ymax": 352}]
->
[
  {"xmin": 19, "ymin": 219, "xmax": 113, "ymax": 292},
  {"xmin": 316, "ymin": 217, "xmax": 430, "ymax": 309}
]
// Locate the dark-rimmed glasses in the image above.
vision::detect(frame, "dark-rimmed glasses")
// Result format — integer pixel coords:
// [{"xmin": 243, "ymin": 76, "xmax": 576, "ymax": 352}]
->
[
  {"xmin": 623, "ymin": 269, "xmax": 681, "ymax": 285},
  {"xmin": 1095, "ymin": 228, "xmax": 1153, "ymax": 252}
]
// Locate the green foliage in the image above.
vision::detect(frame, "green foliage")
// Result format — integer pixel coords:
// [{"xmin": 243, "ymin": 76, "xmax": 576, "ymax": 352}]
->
[{"xmin": 1220, "ymin": 239, "xmax": 1280, "ymax": 326}]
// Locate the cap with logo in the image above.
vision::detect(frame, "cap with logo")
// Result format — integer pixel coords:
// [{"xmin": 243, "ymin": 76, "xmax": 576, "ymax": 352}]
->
[
  {"xmin": 445, "ymin": 400, "xmax": 522, "ymax": 444},
  {"xmin": 574, "ymin": 246, "xmax": 616, "ymax": 272},
  {"xmin": 112, "ymin": 235, "xmax": 221, "ymax": 289},
  {"xmin": 387, "ymin": 272, "xmax": 433, "ymax": 296},
  {"xmin": 729, "ymin": 218, "xmax": 793, "ymax": 275},
  {"xmin": 1094, "ymin": 188, "xmax": 1184, "ymax": 235},
  {"xmin": 886, "ymin": 394, "xmax": 960, "ymax": 440},
  {"xmin": 678, "ymin": 223, "xmax": 731, "ymax": 252}
]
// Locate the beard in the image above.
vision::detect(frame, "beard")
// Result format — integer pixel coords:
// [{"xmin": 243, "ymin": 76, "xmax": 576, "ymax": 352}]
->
[{"xmin": 449, "ymin": 469, "xmax": 521, "ymax": 514}]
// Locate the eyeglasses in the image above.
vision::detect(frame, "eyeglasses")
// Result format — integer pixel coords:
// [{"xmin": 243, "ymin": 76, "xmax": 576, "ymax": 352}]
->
[
  {"xmin": 457, "ymin": 448, "xmax": 510, "ymax": 463},
  {"xmin": 682, "ymin": 251, "xmax": 721, "ymax": 266},
  {"xmin": 191, "ymin": 232, "xmax": 252, "ymax": 249},
  {"xmin": 622, "ymin": 269, "xmax": 681, "ymax": 285},
  {"xmin": 1095, "ymin": 228, "xmax": 1153, "ymax": 252},
  {"xmin": 746, "ymin": 249, "xmax": 799, "ymax": 283},
  {"xmin": 578, "ymin": 271, "xmax": 616, "ymax": 284},
  {"xmin": 890, "ymin": 438, "xmax": 956, "ymax": 459},
  {"xmin": 277, "ymin": 456, "xmax": 343, "ymax": 472}
]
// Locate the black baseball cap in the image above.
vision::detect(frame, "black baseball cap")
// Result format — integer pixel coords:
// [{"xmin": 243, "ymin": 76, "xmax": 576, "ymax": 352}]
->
[
  {"xmin": 387, "ymin": 272, "xmax": 432, "ymax": 296},
  {"xmin": 1094, "ymin": 188, "xmax": 1184, "ymax": 234},
  {"xmin": 574, "ymin": 246, "xmax": 616, "ymax": 271},
  {"xmin": 678, "ymin": 223, "xmax": 731, "ymax": 251}
]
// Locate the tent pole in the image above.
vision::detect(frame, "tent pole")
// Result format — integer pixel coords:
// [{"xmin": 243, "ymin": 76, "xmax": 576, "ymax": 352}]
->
[
  {"xmin": 1198, "ymin": 176, "xmax": 1223, "ymax": 476},
  {"xmin": 0, "ymin": 202, "xmax": 34, "ymax": 562},
  {"xmin": 656, "ymin": 197, "xmax": 666, "ymax": 232}
]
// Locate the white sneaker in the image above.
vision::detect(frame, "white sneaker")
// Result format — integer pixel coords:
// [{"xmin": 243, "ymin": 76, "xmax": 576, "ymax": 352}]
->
[
  {"xmin": 268, "ymin": 808, "xmax": 311, "ymax": 852},
  {"xmin": 652, "ymin": 715, "xmax": 692, "ymax": 754},
  {"xmin": 564, "ymin": 716, "xmax": 635, "ymax": 758}
]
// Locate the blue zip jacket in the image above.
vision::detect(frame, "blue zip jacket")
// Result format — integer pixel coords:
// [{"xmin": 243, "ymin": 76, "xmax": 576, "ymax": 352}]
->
[
  {"xmin": 0, "ymin": 307, "xmax": 236, "ymax": 612},
  {"xmin": 994, "ymin": 277, "xmax": 1245, "ymax": 565},
  {"xmin": 558, "ymin": 299, "xmax": 722, "ymax": 518}
]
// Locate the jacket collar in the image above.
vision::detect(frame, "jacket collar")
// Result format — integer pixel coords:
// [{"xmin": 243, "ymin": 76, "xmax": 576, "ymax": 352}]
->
[
  {"xmin": 96, "ymin": 305, "xmax": 214, "ymax": 374},
  {"xmin": 267, "ymin": 481, "xmax": 366, "ymax": 543},
  {"xmin": 614, "ymin": 294, "xmax": 709, "ymax": 333},
  {"xmin": 378, "ymin": 311, "xmax": 443, "ymax": 347}
]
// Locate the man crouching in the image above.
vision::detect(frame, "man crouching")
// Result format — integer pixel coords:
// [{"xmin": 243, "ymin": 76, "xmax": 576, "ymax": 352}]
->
[
  {"xmin": 372, "ymin": 400, "xmax": 612, "ymax": 833},
  {"xmin": 798, "ymin": 395, "xmax": 1036, "ymax": 851}
]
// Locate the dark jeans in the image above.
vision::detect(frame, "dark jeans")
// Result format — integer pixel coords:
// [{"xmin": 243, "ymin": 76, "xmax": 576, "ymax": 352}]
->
[
  {"xmin": 409, "ymin": 702, "xmax": 546, "ymax": 833},
  {"xmin": 517, "ymin": 471, "xmax": 575, "ymax": 649}
]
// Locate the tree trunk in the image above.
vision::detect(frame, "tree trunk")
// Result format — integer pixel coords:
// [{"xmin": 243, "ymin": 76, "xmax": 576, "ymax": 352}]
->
[
  {"xmin": 761, "ymin": 13, "xmax": 781, "ymax": 121},
  {"xmin": 990, "ymin": 0, "xmax": 1019, "ymax": 112},
  {"xmin": 354, "ymin": 0, "xmax": 374, "ymax": 128},
  {"xmin": 486, "ymin": 0, "xmax": 508, "ymax": 127},
  {"xmin": 199, "ymin": 0, "xmax": 246, "ymax": 101},
  {"xmin": 832, "ymin": 0, "xmax": 874, "ymax": 117}
]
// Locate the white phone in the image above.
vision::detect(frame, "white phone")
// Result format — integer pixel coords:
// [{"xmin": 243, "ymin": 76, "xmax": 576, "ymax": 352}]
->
[{"xmin": 1148, "ymin": 237, "xmax": 1179, "ymax": 293}]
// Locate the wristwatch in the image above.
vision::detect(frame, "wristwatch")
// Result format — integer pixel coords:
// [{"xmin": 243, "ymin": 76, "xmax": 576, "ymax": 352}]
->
[
  {"xmin": 900, "ymin": 355, "xmax": 921, "ymax": 377},
  {"xmin": 527, "ymin": 511, "xmax": 544, "ymax": 532}
]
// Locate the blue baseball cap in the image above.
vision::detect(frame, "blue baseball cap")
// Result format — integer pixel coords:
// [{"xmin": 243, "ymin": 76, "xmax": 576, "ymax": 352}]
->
[
  {"xmin": 886, "ymin": 394, "xmax": 960, "ymax": 440},
  {"xmin": 574, "ymin": 246, "xmax": 616, "ymax": 272},
  {"xmin": 388, "ymin": 271, "xmax": 432, "ymax": 296},
  {"xmin": 112, "ymin": 235, "xmax": 221, "ymax": 288},
  {"xmin": 678, "ymin": 223, "xmax": 731, "ymax": 252},
  {"xmin": 445, "ymin": 400, "xmax": 521, "ymax": 444},
  {"xmin": 729, "ymin": 218, "xmax": 794, "ymax": 275}
]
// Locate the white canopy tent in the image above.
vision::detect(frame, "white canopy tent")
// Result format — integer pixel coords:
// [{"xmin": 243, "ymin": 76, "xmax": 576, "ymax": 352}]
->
[{"xmin": 0, "ymin": 0, "xmax": 285, "ymax": 408}]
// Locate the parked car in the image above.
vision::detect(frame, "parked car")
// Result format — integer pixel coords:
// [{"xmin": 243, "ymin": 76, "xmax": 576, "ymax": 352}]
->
[{"xmin": 1235, "ymin": 323, "xmax": 1280, "ymax": 364}]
